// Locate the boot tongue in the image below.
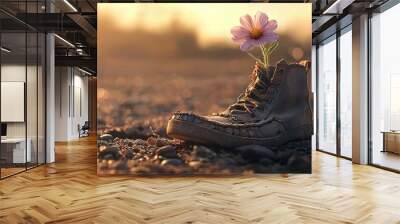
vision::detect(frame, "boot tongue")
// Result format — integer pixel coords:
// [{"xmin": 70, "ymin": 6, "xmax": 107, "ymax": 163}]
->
[{"xmin": 251, "ymin": 63, "xmax": 274, "ymax": 88}]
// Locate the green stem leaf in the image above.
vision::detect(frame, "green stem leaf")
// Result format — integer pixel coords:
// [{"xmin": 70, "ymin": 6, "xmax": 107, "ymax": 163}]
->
[{"xmin": 268, "ymin": 41, "xmax": 279, "ymax": 55}]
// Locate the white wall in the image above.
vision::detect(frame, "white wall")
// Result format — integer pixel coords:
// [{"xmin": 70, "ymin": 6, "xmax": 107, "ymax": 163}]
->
[
  {"xmin": 71, "ymin": 73, "xmax": 89, "ymax": 138},
  {"xmin": 55, "ymin": 67, "xmax": 89, "ymax": 141},
  {"xmin": 55, "ymin": 66, "xmax": 70, "ymax": 141}
]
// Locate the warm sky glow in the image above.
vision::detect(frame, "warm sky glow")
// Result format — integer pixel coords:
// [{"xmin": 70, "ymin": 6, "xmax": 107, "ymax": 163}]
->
[{"xmin": 98, "ymin": 3, "xmax": 311, "ymax": 47}]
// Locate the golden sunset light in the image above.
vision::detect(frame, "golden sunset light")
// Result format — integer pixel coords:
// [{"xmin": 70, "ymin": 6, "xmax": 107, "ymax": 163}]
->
[{"xmin": 98, "ymin": 3, "xmax": 311, "ymax": 47}]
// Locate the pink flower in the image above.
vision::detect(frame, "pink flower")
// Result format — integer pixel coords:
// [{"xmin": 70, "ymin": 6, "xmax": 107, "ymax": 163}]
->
[{"xmin": 231, "ymin": 11, "xmax": 278, "ymax": 51}]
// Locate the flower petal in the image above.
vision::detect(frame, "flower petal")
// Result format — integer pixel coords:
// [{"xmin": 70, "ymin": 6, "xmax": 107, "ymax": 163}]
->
[
  {"xmin": 240, "ymin": 39, "xmax": 256, "ymax": 51},
  {"xmin": 254, "ymin": 11, "xmax": 268, "ymax": 29},
  {"xmin": 256, "ymin": 32, "xmax": 279, "ymax": 45},
  {"xmin": 232, "ymin": 36, "xmax": 248, "ymax": 43},
  {"xmin": 263, "ymin": 19, "xmax": 278, "ymax": 31},
  {"xmin": 240, "ymin": 14, "xmax": 254, "ymax": 31},
  {"xmin": 231, "ymin": 26, "xmax": 250, "ymax": 42}
]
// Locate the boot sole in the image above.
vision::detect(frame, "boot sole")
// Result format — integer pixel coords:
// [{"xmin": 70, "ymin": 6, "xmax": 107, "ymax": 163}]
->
[{"xmin": 167, "ymin": 119, "xmax": 298, "ymax": 148}]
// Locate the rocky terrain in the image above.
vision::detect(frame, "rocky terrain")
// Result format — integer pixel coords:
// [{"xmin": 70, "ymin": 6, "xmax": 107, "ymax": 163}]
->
[{"xmin": 97, "ymin": 131, "xmax": 311, "ymax": 175}]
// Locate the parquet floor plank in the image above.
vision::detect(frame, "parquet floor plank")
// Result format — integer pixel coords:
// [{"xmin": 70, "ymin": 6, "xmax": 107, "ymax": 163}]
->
[{"xmin": 0, "ymin": 136, "xmax": 399, "ymax": 223}]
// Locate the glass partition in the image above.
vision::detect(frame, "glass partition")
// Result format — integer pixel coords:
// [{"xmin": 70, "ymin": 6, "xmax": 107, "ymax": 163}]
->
[
  {"xmin": 1, "ymin": 31, "xmax": 28, "ymax": 177},
  {"xmin": 0, "ymin": 1, "xmax": 46, "ymax": 179},
  {"xmin": 317, "ymin": 35, "xmax": 337, "ymax": 154},
  {"xmin": 370, "ymin": 3, "xmax": 400, "ymax": 171},
  {"xmin": 339, "ymin": 27, "xmax": 352, "ymax": 158}
]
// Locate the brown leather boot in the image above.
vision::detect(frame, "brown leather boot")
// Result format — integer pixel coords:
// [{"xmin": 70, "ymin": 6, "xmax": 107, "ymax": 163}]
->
[{"xmin": 166, "ymin": 59, "xmax": 312, "ymax": 148}]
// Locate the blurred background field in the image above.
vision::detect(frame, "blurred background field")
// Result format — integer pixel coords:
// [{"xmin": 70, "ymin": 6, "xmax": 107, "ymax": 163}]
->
[{"xmin": 98, "ymin": 58, "xmax": 251, "ymax": 131}]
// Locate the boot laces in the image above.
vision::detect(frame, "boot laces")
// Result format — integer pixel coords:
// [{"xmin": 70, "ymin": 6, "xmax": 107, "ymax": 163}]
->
[{"xmin": 228, "ymin": 65, "xmax": 280, "ymax": 115}]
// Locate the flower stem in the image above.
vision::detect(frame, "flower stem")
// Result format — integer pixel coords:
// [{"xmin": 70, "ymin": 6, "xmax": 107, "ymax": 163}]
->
[
  {"xmin": 260, "ymin": 46, "xmax": 268, "ymax": 68},
  {"xmin": 247, "ymin": 52, "xmax": 265, "ymax": 66}
]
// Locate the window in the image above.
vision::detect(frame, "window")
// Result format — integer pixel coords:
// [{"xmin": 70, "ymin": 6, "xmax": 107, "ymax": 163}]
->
[
  {"xmin": 339, "ymin": 27, "xmax": 352, "ymax": 158},
  {"xmin": 371, "ymin": 3, "xmax": 400, "ymax": 171},
  {"xmin": 317, "ymin": 36, "xmax": 337, "ymax": 154}
]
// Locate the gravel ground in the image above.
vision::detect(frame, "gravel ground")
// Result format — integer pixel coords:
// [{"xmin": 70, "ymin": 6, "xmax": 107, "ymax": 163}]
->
[{"xmin": 97, "ymin": 131, "xmax": 311, "ymax": 175}]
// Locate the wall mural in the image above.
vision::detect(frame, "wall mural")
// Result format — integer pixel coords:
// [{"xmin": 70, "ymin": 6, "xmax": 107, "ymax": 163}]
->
[{"xmin": 97, "ymin": 3, "xmax": 312, "ymax": 175}]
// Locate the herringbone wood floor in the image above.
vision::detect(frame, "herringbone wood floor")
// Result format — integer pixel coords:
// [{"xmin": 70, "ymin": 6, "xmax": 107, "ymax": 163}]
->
[{"xmin": 1, "ymin": 136, "xmax": 400, "ymax": 224}]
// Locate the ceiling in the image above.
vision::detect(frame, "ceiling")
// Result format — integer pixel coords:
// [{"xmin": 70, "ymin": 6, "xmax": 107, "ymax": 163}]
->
[{"xmin": 0, "ymin": 0, "xmax": 391, "ymax": 74}]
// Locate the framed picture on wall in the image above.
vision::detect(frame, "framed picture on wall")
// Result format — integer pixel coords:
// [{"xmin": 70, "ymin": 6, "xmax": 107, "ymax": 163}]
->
[{"xmin": 97, "ymin": 3, "xmax": 312, "ymax": 176}]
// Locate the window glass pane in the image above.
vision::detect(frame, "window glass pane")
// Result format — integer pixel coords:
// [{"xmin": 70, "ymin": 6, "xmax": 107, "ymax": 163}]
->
[
  {"xmin": 371, "ymin": 4, "xmax": 400, "ymax": 171},
  {"xmin": 0, "ymin": 1, "xmax": 46, "ymax": 179},
  {"xmin": 1, "ymin": 31, "xmax": 27, "ymax": 177},
  {"xmin": 317, "ymin": 37, "xmax": 337, "ymax": 154},
  {"xmin": 340, "ymin": 28, "xmax": 352, "ymax": 158},
  {"xmin": 312, "ymin": 45, "xmax": 317, "ymax": 151}
]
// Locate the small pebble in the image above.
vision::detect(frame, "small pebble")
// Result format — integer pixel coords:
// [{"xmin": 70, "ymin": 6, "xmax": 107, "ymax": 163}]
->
[
  {"xmin": 115, "ymin": 161, "xmax": 129, "ymax": 170},
  {"xmin": 99, "ymin": 134, "xmax": 113, "ymax": 142},
  {"xmin": 147, "ymin": 137, "xmax": 157, "ymax": 145},
  {"xmin": 125, "ymin": 147, "xmax": 135, "ymax": 159},
  {"xmin": 191, "ymin": 145, "xmax": 217, "ymax": 161},
  {"xmin": 189, "ymin": 161, "xmax": 202, "ymax": 169},
  {"xmin": 125, "ymin": 125, "xmax": 152, "ymax": 139},
  {"xmin": 156, "ymin": 138, "xmax": 170, "ymax": 147},
  {"xmin": 156, "ymin": 145, "xmax": 179, "ymax": 159},
  {"xmin": 98, "ymin": 145, "xmax": 108, "ymax": 152},
  {"xmin": 98, "ymin": 146, "xmax": 121, "ymax": 160},
  {"xmin": 133, "ymin": 139, "xmax": 148, "ymax": 145},
  {"xmin": 161, "ymin": 159, "xmax": 184, "ymax": 166}
]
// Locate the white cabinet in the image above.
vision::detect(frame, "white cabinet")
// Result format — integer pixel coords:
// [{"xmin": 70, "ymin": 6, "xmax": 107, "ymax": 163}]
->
[{"xmin": 1, "ymin": 138, "xmax": 32, "ymax": 163}]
